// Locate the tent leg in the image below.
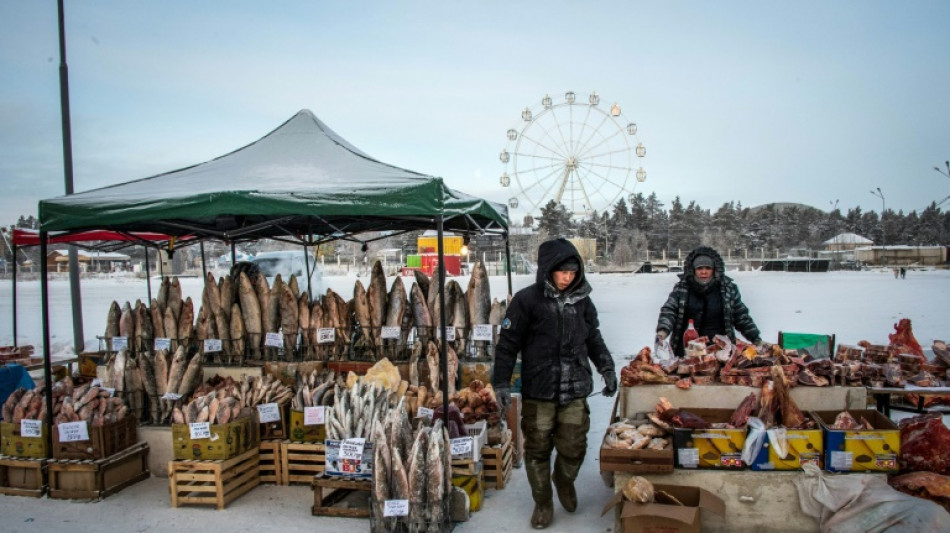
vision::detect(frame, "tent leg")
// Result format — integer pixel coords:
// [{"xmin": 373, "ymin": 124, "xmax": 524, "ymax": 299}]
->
[
  {"xmin": 12, "ymin": 244, "xmax": 17, "ymax": 347},
  {"xmin": 504, "ymin": 233, "xmax": 513, "ymax": 296},
  {"xmin": 144, "ymin": 245, "xmax": 152, "ymax": 303},
  {"xmin": 40, "ymin": 232, "xmax": 55, "ymax": 454},
  {"xmin": 437, "ymin": 216, "xmax": 449, "ymax": 425}
]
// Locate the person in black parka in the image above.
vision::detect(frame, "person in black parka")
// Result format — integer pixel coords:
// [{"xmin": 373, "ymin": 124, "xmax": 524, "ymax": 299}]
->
[
  {"xmin": 656, "ymin": 246, "xmax": 762, "ymax": 356},
  {"xmin": 492, "ymin": 238, "xmax": 616, "ymax": 529}
]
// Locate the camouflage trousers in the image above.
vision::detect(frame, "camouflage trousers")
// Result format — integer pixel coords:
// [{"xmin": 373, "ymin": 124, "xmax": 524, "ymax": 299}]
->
[{"xmin": 521, "ymin": 398, "xmax": 590, "ymax": 504}]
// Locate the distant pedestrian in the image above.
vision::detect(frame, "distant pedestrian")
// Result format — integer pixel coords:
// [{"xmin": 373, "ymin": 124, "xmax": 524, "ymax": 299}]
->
[
  {"xmin": 894, "ymin": 268, "xmax": 899, "ymax": 279},
  {"xmin": 900, "ymin": 267, "xmax": 906, "ymax": 279}
]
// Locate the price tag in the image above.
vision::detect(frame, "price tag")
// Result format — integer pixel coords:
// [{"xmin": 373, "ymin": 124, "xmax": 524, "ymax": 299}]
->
[
  {"xmin": 189, "ymin": 422, "xmax": 211, "ymax": 439},
  {"xmin": 317, "ymin": 328, "xmax": 336, "ymax": 344},
  {"xmin": 417, "ymin": 407, "xmax": 434, "ymax": 420},
  {"xmin": 339, "ymin": 438, "xmax": 366, "ymax": 461},
  {"xmin": 830, "ymin": 451, "xmax": 853, "ymax": 471},
  {"xmin": 450, "ymin": 436, "xmax": 474, "ymax": 456},
  {"xmin": 101, "ymin": 387, "xmax": 115, "ymax": 397},
  {"xmin": 112, "ymin": 336, "xmax": 128, "ymax": 350},
  {"xmin": 162, "ymin": 392, "xmax": 182, "ymax": 401},
  {"xmin": 472, "ymin": 324, "xmax": 493, "ymax": 341},
  {"xmin": 444, "ymin": 327, "xmax": 456, "ymax": 342},
  {"xmin": 265, "ymin": 332, "xmax": 283, "ymax": 348},
  {"xmin": 154, "ymin": 338, "xmax": 171, "ymax": 351},
  {"xmin": 381, "ymin": 326, "xmax": 400, "ymax": 339},
  {"xmin": 677, "ymin": 448, "xmax": 700, "ymax": 468},
  {"xmin": 204, "ymin": 338, "xmax": 222, "ymax": 353},
  {"xmin": 257, "ymin": 403, "xmax": 281, "ymax": 423},
  {"xmin": 58, "ymin": 421, "xmax": 90, "ymax": 442},
  {"xmin": 384, "ymin": 499, "xmax": 410, "ymax": 517},
  {"xmin": 304, "ymin": 406, "xmax": 325, "ymax": 425},
  {"xmin": 90, "ymin": 378, "xmax": 102, "ymax": 387},
  {"xmin": 20, "ymin": 419, "xmax": 42, "ymax": 438}
]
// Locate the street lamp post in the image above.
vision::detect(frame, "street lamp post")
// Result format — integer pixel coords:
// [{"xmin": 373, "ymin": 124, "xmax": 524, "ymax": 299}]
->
[{"xmin": 869, "ymin": 188, "xmax": 886, "ymax": 266}]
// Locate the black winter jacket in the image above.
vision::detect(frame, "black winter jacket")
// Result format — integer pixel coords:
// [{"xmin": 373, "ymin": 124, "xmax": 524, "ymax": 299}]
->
[
  {"xmin": 491, "ymin": 238, "xmax": 614, "ymax": 405},
  {"xmin": 656, "ymin": 246, "xmax": 761, "ymax": 357}
]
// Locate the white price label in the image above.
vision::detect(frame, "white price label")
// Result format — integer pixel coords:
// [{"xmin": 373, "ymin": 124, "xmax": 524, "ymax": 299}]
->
[
  {"xmin": 384, "ymin": 499, "xmax": 410, "ymax": 517},
  {"xmin": 472, "ymin": 324, "xmax": 493, "ymax": 341},
  {"xmin": 339, "ymin": 438, "xmax": 366, "ymax": 461},
  {"xmin": 204, "ymin": 338, "xmax": 222, "ymax": 353},
  {"xmin": 101, "ymin": 387, "xmax": 115, "ymax": 397},
  {"xmin": 257, "ymin": 403, "xmax": 281, "ymax": 423},
  {"xmin": 830, "ymin": 451, "xmax": 853, "ymax": 470},
  {"xmin": 317, "ymin": 328, "xmax": 335, "ymax": 344},
  {"xmin": 112, "ymin": 336, "xmax": 128, "ymax": 350},
  {"xmin": 381, "ymin": 326, "xmax": 400, "ymax": 339},
  {"xmin": 162, "ymin": 392, "xmax": 182, "ymax": 401},
  {"xmin": 265, "ymin": 332, "xmax": 283, "ymax": 348},
  {"xmin": 90, "ymin": 378, "xmax": 102, "ymax": 387},
  {"xmin": 58, "ymin": 421, "xmax": 90, "ymax": 442},
  {"xmin": 450, "ymin": 436, "xmax": 474, "ymax": 456},
  {"xmin": 189, "ymin": 422, "xmax": 211, "ymax": 439},
  {"xmin": 154, "ymin": 338, "xmax": 171, "ymax": 351},
  {"xmin": 20, "ymin": 419, "xmax": 42, "ymax": 438},
  {"xmin": 444, "ymin": 327, "xmax": 456, "ymax": 342},
  {"xmin": 417, "ymin": 407, "xmax": 434, "ymax": 420},
  {"xmin": 304, "ymin": 406, "xmax": 325, "ymax": 425},
  {"xmin": 678, "ymin": 448, "xmax": 700, "ymax": 468}
]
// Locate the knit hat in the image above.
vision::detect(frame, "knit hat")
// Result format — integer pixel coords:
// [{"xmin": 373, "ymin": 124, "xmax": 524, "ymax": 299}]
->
[
  {"xmin": 555, "ymin": 258, "xmax": 580, "ymax": 272},
  {"xmin": 693, "ymin": 254, "xmax": 714, "ymax": 270}
]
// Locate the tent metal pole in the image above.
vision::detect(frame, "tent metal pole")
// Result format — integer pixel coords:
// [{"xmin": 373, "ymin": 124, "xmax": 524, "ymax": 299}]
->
[
  {"xmin": 230, "ymin": 241, "xmax": 237, "ymax": 265},
  {"xmin": 12, "ymin": 244, "xmax": 17, "ymax": 347},
  {"xmin": 40, "ymin": 231, "xmax": 55, "ymax": 454},
  {"xmin": 199, "ymin": 240, "xmax": 207, "ymax": 275},
  {"xmin": 437, "ymin": 216, "xmax": 449, "ymax": 426},
  {"xmin": 303, "ymin": 243, "xmax": 312, "ymax": 297},
  {"xmin": 144, "ymin": 245, "xmax": 152, "ymax": 303},
  {"xmin": 504, "ymin": 232, "xmax": 513, "ymax": 296}
]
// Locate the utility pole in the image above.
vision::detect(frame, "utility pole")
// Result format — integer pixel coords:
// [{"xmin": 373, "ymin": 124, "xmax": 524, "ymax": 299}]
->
[{"xmin": 870, "ymin": 188, "xmax": 886, "ymax": 266}]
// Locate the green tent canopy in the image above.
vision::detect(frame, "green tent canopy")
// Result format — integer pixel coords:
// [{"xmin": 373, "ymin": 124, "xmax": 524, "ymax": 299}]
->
[{"xmin": 38, "ymin": 109, "xmax": 508, "ymax": 243}]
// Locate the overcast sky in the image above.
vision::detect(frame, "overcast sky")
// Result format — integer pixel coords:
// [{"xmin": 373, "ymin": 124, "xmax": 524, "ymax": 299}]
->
[{"xmin": 2, "ymin": 1, "xmax": 949, "ymax": 228}]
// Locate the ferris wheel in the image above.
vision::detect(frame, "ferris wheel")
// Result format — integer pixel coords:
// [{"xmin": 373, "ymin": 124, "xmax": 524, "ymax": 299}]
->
[{"xmin": 499, "ymin": 91, "xmax": 647, "ymax": 225}]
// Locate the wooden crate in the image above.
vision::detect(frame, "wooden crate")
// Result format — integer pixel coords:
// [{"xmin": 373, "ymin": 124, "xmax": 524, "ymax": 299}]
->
[
  {"xmin": 482, "ymin": 437, "xmax": 513, "ymax": 490},
  {"xmin": 48, "ymin": 441, "xmax": 150, "ymax": 500},
  {"xmin": 0, "ymin": 456, "xmax": 46, "ymax": 497},
  {"xmin": 281, "ymin": 441, "xmax": 326, "ymax": 485},
  {"xmin": 52, "ymin": 415, "xmax": 138, "ymax": 461},
  {"xmin": 259, "ymin": 440, "xmax": 281, "ymax": 485},
  {"xmin": 311, "ymin": 472, "xmax": 371, "ymax": 518},
  {"xmin": 168, "ymin": 446, "xmax": 260, "ymax": 509},
  {"xmin": 259, "ymin": 404, "xmax": 289, "ymax": 441}
]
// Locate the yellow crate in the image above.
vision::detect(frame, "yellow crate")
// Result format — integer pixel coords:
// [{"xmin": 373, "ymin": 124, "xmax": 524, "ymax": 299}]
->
[{"xmin": 1, "ymin": 421, "xmax": 49, "ymax": 459}]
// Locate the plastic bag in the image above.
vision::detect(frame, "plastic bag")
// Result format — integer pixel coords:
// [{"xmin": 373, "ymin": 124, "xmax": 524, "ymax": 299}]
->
[
  {"xmin": 741, "ymin": 417, "xmax": 767, "ymax": 464},
  {"xmin": 652, "ymin": 337, "xmax": 674, "ymax": 365},
  {"xmin": 766, "ymin": 427, "xmax": 788, "ymax": 459}
]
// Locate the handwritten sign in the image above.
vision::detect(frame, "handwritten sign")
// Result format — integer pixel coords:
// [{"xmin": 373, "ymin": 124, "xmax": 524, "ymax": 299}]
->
[
  {"xmin": 101, "ymin": 387, "xmax": 115, "ymax": 397},
  {"xmin": 381, "ymin": 326, "xmax": 400, "ymax": 340},
  {"xmin": 444, "ymin": 327, "xmax": 456, "ymax": 342},
  {"xmin": 339, "ymin": 438, "xmax": 366, "ymax": 461},
  {"xmin": 58, "ymin": 421, "xmax": 90, "ymax": 442},
  {"xmin": 678, "ymin": 448, "xmax": 700, "ymax": 468},
  {"xmin": 472, "ymin": 324, "xmax": 493, "ymax": 341},
  {"xmin": 257, "ymin": 403, "xmax": 281, "ymax": 423},
  {"xmin": 417, "ymin": 407, "xmax": 434, "ymax": 420},
  {"xmin": 189, "ymin": 422, "xmax": 211, "ymax": 439},
  {"xmin": 20, "ymin": 419, "xmax": 42, "ymax": 438},
  {"xmin": 90, "ymin": 378, "xmax": 102, "ymax": 388},
  {"xmin": 304, "ymin": 406, "xmax": 325, "ymax": 425},
  {"xmin": 154, "ymin": 338, "xmax": 171, "ymax": 351},
  {"xmin": 384, "ymin": 499, "xmax": 410, "ymax": 517},
  {"xmin": 317, "ymin": 328, "xmax": 336, "ymax": 344},
  {"xmin": 204, "ymin": 338, "xmax": 222, "ymax": 353},
  {"xmin": 450, "ymin": 436, "xmax": 474, "ymax": 456},
  {"xmin": 161, "ymin": 392, "xmax": 182, "ymax": 401},
  {"xmin": 830, "ymin": 451, "xmax": 853, "ymax": 471},
  {"xmin": 112, "ymin": 336, "xmax": 128, "ymax": 350},
  {"xmin": 264, "ymin": 332, "xmax": 283, "ymax": 348}
]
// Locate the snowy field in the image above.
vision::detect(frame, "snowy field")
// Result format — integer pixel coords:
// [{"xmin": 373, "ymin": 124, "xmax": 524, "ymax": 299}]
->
[{"xmin": 0, "ymin": 269, "xmax": 948, "ymax": 532}]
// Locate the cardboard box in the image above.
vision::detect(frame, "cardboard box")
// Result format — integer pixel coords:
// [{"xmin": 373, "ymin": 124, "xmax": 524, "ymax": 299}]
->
[
  {"xmin": 171, "ymin": 410, "xmax": 258, "ymax": 461},
  {"xmin": 600, "ymin": 398, "xmax": 673, "ymax": 474},
  {"xmin": 1, "ymin": 421, "xmax": 49, "ymax": 459},
  {"xmin": 288, "ymin": 409, "xmax": 327, "ymax": 442},
  {"xmin": 324, "ymin": 439, "xmax": 374, "ymax": 478},
  {"xmin": 811, "ymin": 409, "xmax": 900, "ymax": 472},
  {"xmin": 672, "ymin": 408, "xmax": 746, "ymax": 469},
  {"xmin": 602, "ymin": 483, "xmax": 725, "ymax": 533},
  {"xmin": 748, "ymin": 428, "xmax": 823, "ymax": 471}
]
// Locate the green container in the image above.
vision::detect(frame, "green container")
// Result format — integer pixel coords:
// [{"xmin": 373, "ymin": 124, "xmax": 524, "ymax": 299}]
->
[{"xmin": 406, "ymin": 255, "xmax": 421, "ymax": 268}]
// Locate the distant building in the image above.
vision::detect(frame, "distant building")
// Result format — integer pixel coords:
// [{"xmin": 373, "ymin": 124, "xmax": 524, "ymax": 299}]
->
[
  {"xmin": 46, "ymin": 249, "xmax": 131, "ymax": 273},
  {"xmin": 823, "ymin": 232, "xmax": 873, "ymax": 252},
  {"xmin": 854, "ymin": 245, "xmax": 948, "ymax": 267}
]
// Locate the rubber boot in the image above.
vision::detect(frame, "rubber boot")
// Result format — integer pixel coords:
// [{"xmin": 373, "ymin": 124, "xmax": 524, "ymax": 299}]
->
[
  {"xmin": 531, "ymin": 499, "xmax": 554, "ymax": 529},
  {"xmin": 552, "ymin": 471, "xmax": 577, "ymax": 512}
]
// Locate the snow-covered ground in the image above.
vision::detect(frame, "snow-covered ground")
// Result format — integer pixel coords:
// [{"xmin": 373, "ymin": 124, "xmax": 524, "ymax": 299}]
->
[{"xmin": 0, "ymin": 269, "xmax": 948, "ymax": 532}]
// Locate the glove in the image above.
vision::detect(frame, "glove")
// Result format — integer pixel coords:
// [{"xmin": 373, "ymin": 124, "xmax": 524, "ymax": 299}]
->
[
  {"xmin": 656, "ymin": 330, "xmax": 668, "ymax": 342},
  {"xmin": 602, "ymin": 371, "xmax": 618, "ymax": 397},
  {"xmin": 754, "ymin": 339, "xmax": 765, "ymax": 348},
  {"xmin": 495, "ymin": 387, "xmax": 512, "ymax": 415}
]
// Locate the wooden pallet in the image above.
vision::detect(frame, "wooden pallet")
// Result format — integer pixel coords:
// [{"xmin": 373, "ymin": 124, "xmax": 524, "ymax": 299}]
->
[
  {"xmin": 48, "ymin": 441, "xmax": 150, "ymax": 500},
  {"xmin": 0, "ymin": 455, "xmax": 46, "ymax": 498},
  {"xmin": 311, "ymin": 472, "xmax": 371, "ymax": 518},
  {"xmin": 259, "ymin": 440, "xmax": 282, "ymax": 485},
  {"xmin": 168, "ymin": 446, "xmax": 260, "ymax": 509},
  {"xmin": 482, "ymin": 438, "xmax": 513, "ymax": 490},
  {"xmin": 281, "ymin": 441, "xmax": 326, "ymax": 485}
]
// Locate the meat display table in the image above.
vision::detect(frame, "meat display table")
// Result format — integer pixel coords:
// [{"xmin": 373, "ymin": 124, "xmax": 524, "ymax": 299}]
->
[
  {"xmin": 867, "ymin": 385, "xmax": 950, "ymax": 416},
  {"xmin": 611, "ymin": 384, "xmax": 877, "ymax": 533}
]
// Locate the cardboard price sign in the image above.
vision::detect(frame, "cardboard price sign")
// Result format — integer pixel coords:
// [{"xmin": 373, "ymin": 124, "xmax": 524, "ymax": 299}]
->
[
  {"xmin": 112, "ymin": 336, "xmax": 129, "ymax": 350},
  {"xmin": 257, "ymin": 403, "xmax": 281, "ymax": 423},
  {"xmin": 444, "ymin": 327, "xmax": 456, "ymax": 342},
  {"xmin": 304, "ymin": 406, "xmax": 325, "ymax": 425},
  {"xmin": 339, "ymin": 438, "xmax": 366, "ymax": 461},
  {"xmin": 20, "ymin": 419, "xmax": 42, "ymax": 438},
  {"xmin": 472, "ymin": 324, "xmax": 493, "ymax": 341},
  {"xmin": 417, "ymin": 407, "xmax": 434, "ymax": 420},
  {"xmin": 317, "ymin": 328, "xmax": 336, "ymax": 344},
  {"xmin": 264, "ymin": 332, "xmax": 283, "ymax": 348},
  {"xmin": 381, "ymin": 326, "xmax": 400, "ymax": 339},
  {"xmin": 204, "ymin": 338, "xmax": 222, "ymax": 353},
  {"xmin": 189, "ymin": 422, "xmax": 211, "ymax": 439},
  {"xmin": 58, "ymin": 421, "xmax": 90, "ymax": 442},
  {"xmin": 450, "ymin": 436, "xmax": 474, "ymax": 456},
  {"xmin": 384, "ymin": 499, "xmax": 410, "ymax": 517},
  {"xmin": 154, "ymin": 338, "xmax": 171, "ymax": 351},
  {"xmin": 162, "ymin": 392, "xmax": 182, "ymax": 401}
]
